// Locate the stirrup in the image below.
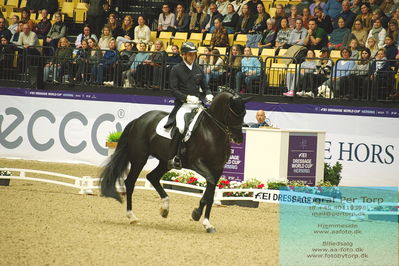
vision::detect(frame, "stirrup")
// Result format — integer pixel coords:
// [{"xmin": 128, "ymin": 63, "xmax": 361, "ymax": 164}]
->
[{"xmin": 167, "ymin": 156, "xmax": 182, "ymax": 170}]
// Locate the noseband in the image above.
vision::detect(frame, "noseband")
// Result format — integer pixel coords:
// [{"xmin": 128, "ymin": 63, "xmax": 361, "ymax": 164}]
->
[{"xmin": 204, "ymin": 106, "xmax": 245, "ymax": 137}]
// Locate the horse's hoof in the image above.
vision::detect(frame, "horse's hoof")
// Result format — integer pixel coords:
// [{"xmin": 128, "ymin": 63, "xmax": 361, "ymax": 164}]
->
[
  {"xmin": 160, "ymin": 208, "xmax": 169, "ymax": 218},
  {"xmin": 192, "ymin": 208, "xmax": 202, "ymax": 221},
  {"xmin": 206, "ymin": 227, "xmax": 216, "ymax": 233},
  {"xmin": 129, "ymin": 218, "xmax": 139, "ymax": 224},
  {"xmin": 127, "ymin": 210, "xmax": 139, "ymax": 224}
]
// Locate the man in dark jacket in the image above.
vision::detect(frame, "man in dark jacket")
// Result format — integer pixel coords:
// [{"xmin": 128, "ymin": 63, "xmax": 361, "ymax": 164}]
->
[
  {"xmin": 202, "ymin": 3, "xmax": 224, "ymax": 33},
  {"xmin": 164, "ymin": 42, "xmax": 213, "ymax": 169}
]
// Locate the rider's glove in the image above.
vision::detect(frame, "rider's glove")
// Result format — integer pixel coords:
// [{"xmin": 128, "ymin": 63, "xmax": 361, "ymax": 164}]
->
[
  {"xmin": 205, "ymin": 94, "xmax": 214, "ymax": 104},
  {"xmin": 186, "ymin": 95, "xmax": 200, "ymax": 104}
]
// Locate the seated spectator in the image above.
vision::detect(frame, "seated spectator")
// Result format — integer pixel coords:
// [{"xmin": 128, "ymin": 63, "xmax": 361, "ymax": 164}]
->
[
  {"xmin": 249, "ymin": 3, "xmax": 270, "ymax": 34},
  {"xmin": 309, "ymin": 0, "xmax": 326, "ymax": 16},
  {"xmin": 0, "ymin": 17, "xmax": 12, "ymax": 42},
  {"xmin": 173, "ymin": 4, "xmax": 190, "ymax": 33},
  {"xmin": 351, "ymin": 19, "xmax": 368, "ymax": 47},
  {"xmin": 288, "ymin": 5, "xmax": 302, "ymax": 29},
  {"xmin": 119, "ymin": 42, "xmax": 136, "ymax": 83},
  {"xmin": 247, "ymin": 0, "xmax": 264, "ymax": 15},
  {"xmin": 355, "ymin": 3, "xmax": 373, "ymax": 32},
  {"xmin": 198, "ymin": 46, "xmax": 212, "ymax": 70},
  {"xmin": 98, "ymin": 25, "xmax": 113, "ymax": 50},
  {"xmin": 34, "ymin": 9, "xmax": 51, "ymax": 39},
  {"xmin": 202, "ymin": 3, "xmax": 224, "ymax": 33},
  {"xmin": 370, "ymin": 48, "xmax": 393, "ymax": 100},
  {"xmin": 273, "ymin": 4, "xmax": 286, "ymax": 32},
  {"xmin": 368, "ymin": 0, "xmax": 380, "ymax": 11},
  {"xmin": 383, "ymin": 35, "xmax": 397, "ymax": 61},
  {"xmin": 73, "ymin": 39, "xmax": 90, "ymax": 83},
  {"xmin": 133, "ymin": 16, "xmax": 151, "ymax": 45},
  {"xmin": 349, "ymin": 38, "xmax": 360, "ymax": 59},
  {"xmin": 8, "ymin": 15, "xmax": 19, "ymax": 35},
  {"xmin": 20, "ymin": 8, "xmax": 35, "ymax": 31},
  {"xmin": 301, "ymin": 7, "xmax": 312, "ymax": 29},
  {"xmin": 227, "ymin": 45, "xmax": 242, "ymax": 90},
  {"xmin": 75, "ymin": 25, "xmax": 98, "ymax": 51},
  {"xmin": 329, "ymin": 17, "xmax": 352, "ymax": 49},
  {"xmin": 386, "ymin": 19, "xmax": 399, "ymax": 46},
  {"xmin": 116, "ymin": 15, "xmax": 134, "ymax": 50},
  {"xmin": 11, "ymin": 22, "xmax": 24, "ymax": 45},
  {"xmin": 210, "ymin": 18, "xmax": 229, "ymax": 47},
  {"xmin": 324, "ymin": 0, "xmax": 343, "ymax": 23},
  {"xmin": 275, "ymin": 18, "xmax": 291, "ymax": 49},
  {"xmin": 304, "ymin": 18, "xmax": 328, "ymax": 50},
  {"xmin": 0, "ymin": 36, "xmax": 15, "ymax": 75},
  {"xmin": 391, "ymin": 7, "xmax": 399, "ymax": 25},
  {"xmin": 86, "ymin": 38, "xmax": 102, "ymax": 84},
  {"xmin": 337, "ymin": 0, "xmax": 356, "ymax": 29},
  {"xmin": 222, "ymin": 4, "xmax": 239, "ymax": 34},
  {"xmin": 157, "ymin": 4, "xmax": 175, "ymax": 32},
  {"xmin": 250, "ymin": 110, "xmax": 270, "ymax": 128},
  {"xmin": 372, "ymin": 9, "xmax": 389, "ymax": 29},
  {"xmin": 16, "ymin": 23, "xmax": 40, "ymax": 56},
  {"xmin": 44, "ymin": 12, "xmax": 66, "ymax": 56},
  {"xmin": 43, "ymin": 37, "xmax": 72, "ymax": 82},
  {"xmin": 367, "ymin": 19, "xmax": 387, "ymax": 48},
  {"xmin": 107, "ymin": 13, "xmax": 123, "ymax": 39},
  {"xmin": 91, "ymin": 39, "xmax": 119, "ymax": 85},
  {"xmin": 236, "ymin": 4, "xmax": 255, "ymax": 34},
  {"xmin": 189, "ymin": 0, "xmax": 209, "ymax": 15},
  {"xmin": 297, "ymin": 0, "xmax": 311, "ymax": 15},
  {"xmin": 284, "ymin": 49, "xmax": 317, "ymax": 97},
  {"xmin": 347, "ymin": 48, "xmax": 371, "ymax": 99},
  {"xmin": 189, "ymin": 3, "xmax": 207, "ymax": 33},
  {"xmin": 217, "ymin": 0, "xmax": 230, "ymax": 16},
  {"xmin": 314, "ymin": 6, "xmax": 333, "ymax": 34},
  {"xmin": 380, "ymin": 0, "xmax": 398, "ymax": 18},
  {"xmin": 366, "ymin": 37, "xmax": 379, "ymax": 58},
  {"xmin": 204, "ymin": 48, "xmax": 225, "ymax": 88},
  {"xmin": 124, "ymin": 42, "xmax": 149, "ymax": 87},
  {"xmin": 26, "ymin": 0, "xmax": 58, "ymax": 15},
  {"xmin": 257, "ymin": 18, "xmax": 276, "ymax": 50},
  {"xmin": 287, "ymin": 18, "xmax": 308, "ymax": 47},
  {"xmin": 166, "ymin": 45, "xmax": 182, "ymax": 64},
  {"xmin": 231, "ymin": 0, "xmax": 249, "ymax": 16},
  {"xmin": 350, "ymin": 0, "xmax": 362, "ymax": 15},
  {"xmin": 235, "ymin": 46, "xmax": 261, "ymax": 92}
]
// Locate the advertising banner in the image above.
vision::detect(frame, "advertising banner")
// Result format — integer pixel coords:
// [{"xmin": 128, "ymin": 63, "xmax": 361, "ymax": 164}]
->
[{"xmin": 221, "ymin": 133, "xmax": 246, "ymax": 182}]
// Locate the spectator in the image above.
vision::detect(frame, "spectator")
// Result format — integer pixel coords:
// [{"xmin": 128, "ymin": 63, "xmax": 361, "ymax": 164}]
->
[
  {"xmin": 43, "ymin": 37, "xmax": 72, "ymax": 82},
  {"xmin": 337, "ymin": 0, "xmax": 356, "ymax": 29},
  {"xmin": 250, "ymin": 110, "xmax": 269, "ymax": 127},
  {"xmin": 26, "ymin": 0, "xmax": 58, "ymax": 14},
  {"xmin": 285, "ymin": 49, "xmax": 318, "ymax": 97},
  {"xmin": 235, "ymin": 46, "xmax": 261, "ymax": 92},
  {"xmin": 273, "ymin": 4, "xmax": 286, "ymax": 32},
  {"xmin": 167, "ymin": 45, "xmax": 182, "ymax": 64},
  {"xmin": 258, "ymin": 18, "xmax": 276, "ymax": 49},
  {"xmin": 107, "ymin": 13, "xmax": 123, "ymax": 39},
  {"xmin": 11, "ymin": 22, "xmax": 24, "ymax": 45},
  {"xmin": 329, "ymin": 17, "xmax": 352, "ymax": 49},
  {"xmin": 116, "ymin": 15, "xmax": 134, "ymax": 50},
  {"xmin": 287, "ymin": 18, "xmax": 308, "ymax": 47},
  {"xmin": 349, "ymin": 38, "xmax": 360, "ymax": 59},
  {"xmin": 73, "ymin": 39, "xmax": 90, "ymax": 83},
  {"xmin": 217, "ymin": 0, "xmax": 230, "ymax": 16},
  {"xmin": 302, "ymin": 8, "xmax": 312, "ymax": 29},
  {"xmin": 86, "ymin": 38, "xmax": 102, "ymax": 84},
  {"xmin": 324, "ymin": 0, "xmax": 343, "ymax": 21},
  {"xmin": 189, "ymin": 0, "xmax": 209, "ymax": 15},
  {"xmin": 366, "ymin": 37, "xmax": 379, "ymax": 58},
  {"xmin": 20, "ymin": 8, "xmax": 35, "ymax": 31},
  {"xmin": 367, "ymin": 19, "xmax": 387, "ymax": 48},
  {"xmin": 16, "ymin": 23, "xmax": 41, "ymax": 68},
  {"xmin": 350, "ymin": 0, "xmax": 361, "ymax": 15},
  {"xmin": 133, "ymin": 16, "xmax": 151, "ymax": 45},
  {"xmin": 249, "ymin": 3, "xmax": 270, "ymax": 34},
  {"xmin": 204, "ymin": 48, "xmax": 225, "ymax": 88},
  {"xmin": 158, "ymin": 4, "xmax": 175, "ymax": 32},
  {"xmin": 369, "ymin": 0, "xmax": 380, "ymax": 12},
  {"xmin": 87, "ymin": 0, "xmax": 106, "ymax": 38},
  {"xmin": 34, "ymin": 9, "xmax": 51, "ymax": 39},
  {"xmin": 222, "ymin": 4, "xmax": 239, "ymax": 34},
  {"xmin": 231, "ymin": 0, "xmax": 250, "ymax": 16},
  {"xmin": 119, "ymin": 41, "xmax": 136, "ymax": 70},
  {"xmin": 391, "ymin": 7, "xmax": 399, "ymax": 25},
  {"xmin": 202, "ymin": 3, "xmax": 224, "ymax": 33},
  {"xmin": 198, "ymin": 46, "xmax": 212, "ymax": 70},
  {"xmin": 124, "ymin": 43, "xmax": 150, "ymax": 87},
  {"xmin": 314, "ymin": 6, "xmax": 333, "ymax": 34},
  {"xmin": 173, "ymin": 4, "xmax": 190, "ymax": 33},
  {"xmin": 310, "ymin": 0, "xmax": 326, "ymax": 16},
  {"xmin": 91, "ymin": 38, "xmax": 118, "ymax": 85},
  {"xmin": 227, "ymin": 44, "xmax": 242, "ymax": 90},
  {"xmin": 372, "ymin": 9, "xmax": 389, "ymax": 29},
  {"xmin": 0, "ymin": 17, "xmax": 12, "ymax": 41},
  {"xmin": 380, "ymin": 0, "xmax": 398, "ymax": 18},
  {"xmin": 138, "ymin": 39, "xmax": 167, "ymax": 88},
  {"xmin": 45, "ymin": 12, "xmax": 66, "ymax": 55},
  {"xmin": 190, "ymin": 3, "xmax": 207, "ymax": 33},
  {"xmin": 236, "ymin": 4, "xmax": 255, "ymax": 34},
  {"xmin": 383, "ymin": 35, "xmax": 397, "ymax": 60},
  {"xmin": 297, "ymin": 0, "xmax": 311, "ymax": 15},
  {"xmin": 247, "ymin": 0, "xmax": 264, "ymax": 15},
  {"xmin": 275, "ymin": 17, "xmax": 291, "ymax": 48},
  {"xmin": 370, "ymin": 48, "xmax": 392, "ymax": 100},
  {"xmin": 8, "ymin": 15, "xmax": 19, "ymax": 35},
  {"xmin": 347, "ymin": 48, "xmax": 371, "ymax": 98},
  {"xmin": 351, "ymin": 19, "xmax": 368, "ymax": 47},
  {"xmin": 0, "ymin": 36, "xmax": 15, "ymax": 75},
  {"xmin": 304, "ymin": 19, "xmax": 328, "ymax": 50},
  {"xmin": 210, "ymin": 18, "xmax": 229, "ymax": 47},
  {"xmin": 355, "ymin": 3, "xmax": 373, "ymax": 32},
  {"xmin": 288, "ymin": 5, "xmax": 302, "ymax": 29},
  {"xmin": 386, "ymin": 19, "xmax": 399, "ymax": 46},
  {"xmin": 98, "ymin": 25, "xmax": 113, "ymax": 50}
]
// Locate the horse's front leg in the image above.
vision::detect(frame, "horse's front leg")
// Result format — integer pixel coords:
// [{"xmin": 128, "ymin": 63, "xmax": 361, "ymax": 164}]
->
[{"xmin": 192, "ymin": 179, "xmax": 217, "ymax": 233}]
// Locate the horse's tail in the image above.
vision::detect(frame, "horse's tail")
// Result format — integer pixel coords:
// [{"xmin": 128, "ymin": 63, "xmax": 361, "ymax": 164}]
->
[{"xmin": 99, "ymin": 120, "xmax": 135, "ymax": 203}]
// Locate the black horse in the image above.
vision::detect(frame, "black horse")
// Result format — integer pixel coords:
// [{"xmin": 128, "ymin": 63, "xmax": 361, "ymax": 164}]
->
[{"xmin": 100, "ymin": 91, "xmax": 249, "ymax": 233}]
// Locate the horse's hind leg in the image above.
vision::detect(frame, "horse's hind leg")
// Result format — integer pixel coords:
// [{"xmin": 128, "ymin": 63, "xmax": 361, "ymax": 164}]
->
[
  {"xmin": 125, "ymin": 159, "xmax": 147, "ymax": 223},
  {"xmin": 146, "ymin": 161, "xmax": 170, "ymax": 218}
]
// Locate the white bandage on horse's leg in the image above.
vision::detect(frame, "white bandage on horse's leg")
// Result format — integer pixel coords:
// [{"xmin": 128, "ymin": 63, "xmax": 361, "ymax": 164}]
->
[
  {"xmin": 126, "ymin": 210, "xmax": 139, "ymax": 223},
  {"xmin": 202, "ymin": 218, "xmax": 213, "ymax": 229},
  {"xmin": 161, "ymin": 196, "xmax": 169, "ymax": 210}
]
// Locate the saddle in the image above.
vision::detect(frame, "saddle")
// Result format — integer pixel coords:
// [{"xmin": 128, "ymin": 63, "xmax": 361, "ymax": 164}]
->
[{"xmin": 156, "ymin": 106, "xmax": 204, "ymax": 142}]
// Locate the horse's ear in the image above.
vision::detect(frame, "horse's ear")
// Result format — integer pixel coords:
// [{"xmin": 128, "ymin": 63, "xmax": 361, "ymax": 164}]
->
[{"xmin": 241, "ymin": 96, "xmax": 253, "ymax": 103}]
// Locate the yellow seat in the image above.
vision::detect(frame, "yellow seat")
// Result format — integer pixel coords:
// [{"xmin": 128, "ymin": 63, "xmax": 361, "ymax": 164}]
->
[
  {"xmin": 150, "ymin": 31, "xmax": 157, "ymax": 44},
  {"xmin": 75, "ymin": 2, "xmax": 88, "ymax": 10},
  {"xmin": 266, "ymin": 63, "xmax": 287, "ymax": 87},
  {"xmin": 61, "ymin": 1, "xmax": 75, "ymax": 17},
  {"xmin": 262, "ymin": 0, "xmax": 273, "ymax": 12},
  {"xmin": 234, "ymin": 34, "xmax": 248, "ymax": 46},
  {"xmin": 268, "ymin": 7, "xmax": 276, "ymax": 17},
  {"xmin": 251, "ymin": 48, "xmax": 259, "ymax": 56},
  {"xmin": 276, "ymin": 48, "xmax": 288, "ymax": 63},
  {"xmin": 314, "ymin": 50, "xmax": 321, "ymax": 57},
  {"xmin": 74, "ymin": 9, "xmax": 86, "ymax": 23},
  {"xmin": 202, "ymin": 33, "xmax": 212, "ymax": 46},
  {"xmin": 187, "ymin": 32, "xmax": 203, "ymax": 46},
  {"xmin": 197, "ymin": 46, "xmax": 207, "ymax": 55},
  {"xmin": 171, "ymin": 32, "xmax": 188, "ymax": 48},
  {"xmin": 158, "ymin": 31, "xmax": 173, "ymax": 46},
  {"xmin": 5, "ymin": 0, "xmax": 18, "ymax": 7},
  {"xmin": 330, "ymin": 50, "xmax": 341, "ymax": 62},
  {"xmin": 20, "ymin": 0, "xmax": 27, "ymax": 7},
  {"xmin": 213, "ymin": 47, "xmax": 227, "ymax": 55},
  {"xmin": 228, "ymin": 34, "xmax": 234, "ymax": 47},
  {"xmin": 165, "ymin": 45, "xmax": 173, "ymax": 53}
]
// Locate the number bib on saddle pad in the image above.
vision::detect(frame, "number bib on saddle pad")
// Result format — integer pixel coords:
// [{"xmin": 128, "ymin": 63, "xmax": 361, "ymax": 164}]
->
[{"xmin": 156, "ymin": 105, "xmax": 204, "ymax": 142}]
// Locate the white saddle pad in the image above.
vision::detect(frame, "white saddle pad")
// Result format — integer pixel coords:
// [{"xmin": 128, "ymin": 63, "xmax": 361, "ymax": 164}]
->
[{"xmin": 156, "ymin": 108, "xmax": 204, "ymax": 142}]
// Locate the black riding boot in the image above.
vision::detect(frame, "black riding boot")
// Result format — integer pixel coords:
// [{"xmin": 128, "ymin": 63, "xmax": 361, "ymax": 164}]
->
[{"xmin": 167, "ymin": 130, "xmax": 183, "ymax": 170}]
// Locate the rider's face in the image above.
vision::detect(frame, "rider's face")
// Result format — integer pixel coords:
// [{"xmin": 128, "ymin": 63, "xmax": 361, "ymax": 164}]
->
[{"xmin": 184, "ymin": 52, "xmax": 197, "ymax": 65}]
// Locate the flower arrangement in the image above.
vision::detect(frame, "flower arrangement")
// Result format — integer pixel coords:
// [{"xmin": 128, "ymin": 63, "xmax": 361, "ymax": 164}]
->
[
  {"xmin": 0, "ymin": 170, "xmax": 12, "ymax": 186},
  {"xmin": 162, "ymin": 169, "xmax": 206, "ymax": 187}
]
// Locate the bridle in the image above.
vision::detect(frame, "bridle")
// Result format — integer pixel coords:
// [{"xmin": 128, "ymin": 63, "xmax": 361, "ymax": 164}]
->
[{"xmin": 203, "ymin": 103, "xmax": 245, "ymax": 137}]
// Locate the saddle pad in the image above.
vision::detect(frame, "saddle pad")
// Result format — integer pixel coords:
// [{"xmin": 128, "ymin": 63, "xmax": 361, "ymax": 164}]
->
[{"xmin": 156, "ymin": 108, "xmax": 203, "ymax": 142}]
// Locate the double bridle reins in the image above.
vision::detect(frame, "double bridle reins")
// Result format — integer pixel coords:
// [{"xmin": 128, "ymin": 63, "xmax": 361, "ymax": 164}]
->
[{"xmin": 203, "ymin": 105, "xmax": 245, "ymax": 137}]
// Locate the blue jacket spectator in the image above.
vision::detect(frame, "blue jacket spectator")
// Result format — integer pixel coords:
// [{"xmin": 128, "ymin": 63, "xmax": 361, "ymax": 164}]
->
[{"xmin": 324, "ymin": 0, "xmax": 342, "ymax": 20}]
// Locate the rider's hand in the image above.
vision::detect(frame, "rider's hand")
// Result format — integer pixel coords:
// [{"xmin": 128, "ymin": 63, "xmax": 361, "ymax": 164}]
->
[
  {"xmin": 205, "ymin": 94, "xmax": 214, "ymax": 104},
  {"xmin": 186, "ymin": 95, "xmax": 200, "ymax": 104}
]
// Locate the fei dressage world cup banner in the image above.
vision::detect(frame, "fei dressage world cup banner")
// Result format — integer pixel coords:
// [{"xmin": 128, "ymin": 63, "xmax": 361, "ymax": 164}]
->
[{"xmin": 0, "ymin": 87, "xmax": 398, "ymax": 187}]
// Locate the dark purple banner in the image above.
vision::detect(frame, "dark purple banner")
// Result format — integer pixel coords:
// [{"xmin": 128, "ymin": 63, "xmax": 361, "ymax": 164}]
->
[
  {"xmin": 221, "ymin": 133, "xmax": 246, "ymax": 182},
  {"xmin": 287, "ymin": 134, "xmax": 317, "ymax": 186}
]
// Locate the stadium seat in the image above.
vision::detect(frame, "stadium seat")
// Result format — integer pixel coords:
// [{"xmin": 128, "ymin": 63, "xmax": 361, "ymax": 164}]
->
[
  {"xmin": 214, "ymin": 46, "xmax": 227, "ymax": 55},
  {"xmin": 150, "ymin": 31, "xmax": 157, "ymax": 44},
  {"xmin": 266, "ymin": 63, "xmax": 287, "ymax": 88},
  {"xmin": 262, "ymin": 0, "xmax": 273, "ymax": 12},
  {"xmin": 268, "ymin": 7, "xmax": 276, "ymax": 17},
  {"xmin": 187, "ymin": 32, "xmax": 203, "ymax": 46},
  {"xmin": 20, "ymin": 0, "xmax": 27, "ymax": 7},
  {"xmin": 228, "ymin": 34, "xmax": 234, "ymax": 47},
  {"xmin": 314, "ymin": 50, "xmax": 321, "ymax": 57},
  {"xmin": 197, "ymin": 46, "xmax": 207, "ymax": 55},
  {"xmin": 158, "ymin": 31, "xmax": 173, "ymax": 46},
  {"xmin": 330, "ymin": 50, "xmax": 341, "ymax": 62},
  {"xmin": 171, "ymin": 32, "xmax": 188, "ymax": 48},
  {"xmin": 165, "ymin": 45, "xmax": 173, "ymax": 53},
  {"xmin": 5, "ymin": 0, "xmax": 18, "ymax": 7},
  {"xmin": 202, "ymin": 33, "xmax": 212, "ymax": 46},
  {"xmin": 251, "ymin": 48, "xmax": 259, "ymax": 56},
  {"xmin": 61, "ymin": 1, "xmax": 75, "ymax": 18},
  {"xmin": 276, "ymin": 48, "xmax": 287, "ymax": 63},
  {"xmin": 234, "ymin": 34, "xmax": 247, "ymax": 46},
  {"xmin": 74, "ymin": 9, "xmax": 87, "ymax": 23}
]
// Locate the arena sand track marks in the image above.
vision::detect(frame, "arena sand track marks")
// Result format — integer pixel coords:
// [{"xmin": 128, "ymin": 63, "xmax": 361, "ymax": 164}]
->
[{"xmin": 0, "ymin": 159, "xmax": 279, "ymax": 266}]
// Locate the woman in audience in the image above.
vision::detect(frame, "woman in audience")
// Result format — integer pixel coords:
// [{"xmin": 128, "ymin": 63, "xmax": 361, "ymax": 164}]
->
[
  {"xmin": 45, "ymin": 12, "xmax": 66, "ymax": 55},
  {"xmin": 222, "ymin": 4, "xmax": 239, "ymax": 34},
  {"xmin": 348, "ymin": 48, "xmax": 371, "ymax": 99},
  {"xmin": 107, "ymin": 13, "xmax": 123, "ymax": 39},
  {"xmin": 20, "ymin": 8, "xmax": 35, "ymax": 30},
  {"xmin": 8, "ymin": 15, "xmax": 19, "ymax": 35},
  {"xmin": 236, "ymin": 4, "xmax": 254, "ymax": 34},
  {"xmin": 133, "ymin": 16, "xmax": 151, "ymax": 45},
  {"xmin": 73, "ymin": 39, "xmax": 90, "ymax": 83},
  {"xmin": 350, "ymin": 0, "xmax": 362, "ymax": 15},
  {"xmin": 98, "ymin": 25, "xmax": 113, "ymax": 50},
  {"xmin": 273, "ymin": 4, "xmax": 286, "ymax": 31},
  {"xmin": 367, "ymin": 19, "xmax": 386, "ymax": 48},
  {"xmin": 138, "ymin": 39, "xmax": 167, "ymax": 88},
  {"xmin": 0, "ymin": 36, "xmax": 15, "ymax": 78},
  {"xmin": 210, "ymin": 18, "xmax": 229, "ymax": 47},
  {"xmin": 301, "ymin": 8, "xmax": 312, "ymax": 29},
  {"xmin": 87, "ymin": 38, "xmax": 102, "ymax": 84},
  {"xmin": 157, "ymin": 4, "xmax": 175, "ymax": 32},
  {"xmin": 275, "ymin": 17, "xmax": 291, "ymax": 49},
  {"xmin": 386, "ymin": 19, "xmax": 398, "ymax": 46},
  {"xmin": 235, "ymin": 46, "xmax": 261, "ymax": 93},
  {"xmin": 173, "ymin": 4, "xmax": 190, "ymax": 32},
  {"xmin": 370, "ymin": 48, "xmax": 392, "ymax": 100},
  {"xmin": 198, "ymin": 46, "xmax": 212, "ymax": 69},
  {"xmin": 189, "ymin": 3, "xmax": 207, "ymax": 33},
  {"xmin": 91, "ymin": 38, "xmax": 119, "ymax": 85},
  {"xmin": 116, "ymin": 15, "xmax": 135, "ymax": 50},
  {"xmin": 351, "ymin": 19, "xmax": 368, "ymax": 47},
  {"xmin": 288, "ymin": 5, "xmax": 302, "ymax": 29},
  {"xmin": 204, "ymin": 48, "xmax": 225, "ymax": 88},
  {"xmin": 166, "ymin": 45, "xmax": 182, "ymax": 64},
  {"xmin": 258, "ymin": 18, "xmax": 276, "ymax": 50},
  {"xmin": 125, "ymin": 42, "xmax": 149, "ymax": 87},
  {"xmin": 75, "ymin": 25, "xmax": 97, "ymax": 50},
  {"xmin": 349, "ymin": 38, "xmax": 360, "ymax": 59},
  {"xmin": 227, "ymin": 45, "xmax": 242, "ymax": 90},
  {"xmin": 43, "ymin": 37, "xmax": 72, "ymax": 83},
  {"xmin": 309, "ymin": 0, "xmax": 325, "ymax": 16},
  {"xmin": 366, "ymin": 37, "xmax": 379, "ymax": 58},
  {"xmin": 249, "ymin": 3, "xmax": 270, "ymax": 34},
  {"xmin": 329, "ymin": 17, "xmax": 352, "ymax": 49}
]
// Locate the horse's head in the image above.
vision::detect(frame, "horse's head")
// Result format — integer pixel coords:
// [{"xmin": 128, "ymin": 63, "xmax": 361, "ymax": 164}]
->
[{"xmin": 208, "ymin": 91, "xmax": 251, "ymax": 144}]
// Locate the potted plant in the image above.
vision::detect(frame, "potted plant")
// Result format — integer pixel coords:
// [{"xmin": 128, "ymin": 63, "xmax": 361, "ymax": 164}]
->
[
  {"xmin": 221, "ymin": 178, "xmax": 265, "ymax": 208},
  {"xmin": 0, "ymin": 170, "xmax": 11, "ymax": 186},
  {"xmin": 106, "ymin": 131, "xmax": 122, "ymax": 155},
  {"xmin": 161, "ymin": 169, "xmax": 205, "ymax": 194}
]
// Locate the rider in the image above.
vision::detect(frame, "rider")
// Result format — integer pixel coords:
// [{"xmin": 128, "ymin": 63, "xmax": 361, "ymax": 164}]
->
[{"xmin": 164, "ymin": 41, "xmax": 214, "ymax": 169}]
